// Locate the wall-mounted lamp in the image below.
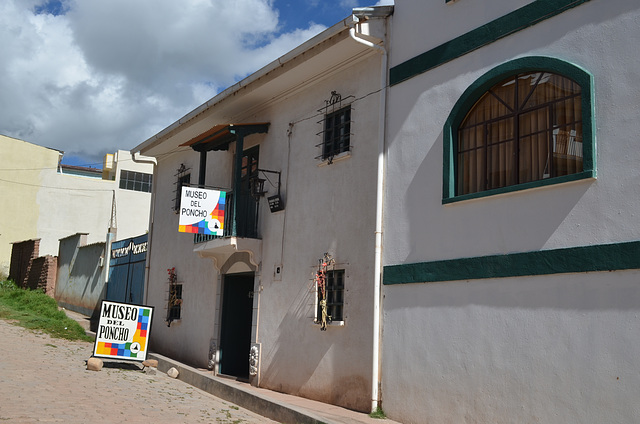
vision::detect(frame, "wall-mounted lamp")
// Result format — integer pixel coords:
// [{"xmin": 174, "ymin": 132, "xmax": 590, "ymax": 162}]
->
[{"xmin": 249, "ymin": 169, "xmax": 284, "ymax": 212}]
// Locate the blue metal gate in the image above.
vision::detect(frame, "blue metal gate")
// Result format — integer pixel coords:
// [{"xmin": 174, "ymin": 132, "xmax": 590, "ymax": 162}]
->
[{"xmin": 107, "ymin": 234, "xmax": 148, "ymax": 304}]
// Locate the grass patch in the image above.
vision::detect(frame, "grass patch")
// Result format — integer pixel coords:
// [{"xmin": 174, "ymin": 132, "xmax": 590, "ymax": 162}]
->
[
  {"xmin": 369, "ymin": 406, "xmax": 386, "ymax": 419},
  {"xmin": 0, "ymin": 280, "xmax": 93, "ymax": 342}
]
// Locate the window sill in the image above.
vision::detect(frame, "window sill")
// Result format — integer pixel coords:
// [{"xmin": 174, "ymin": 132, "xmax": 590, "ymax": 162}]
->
[
  {"xmin": 443, "ymin": 170, "xmax": 595, "ymax": 204},
  {"xmin": 313, "ymin": 320, "xmax": 345, "ymax": 327},
  {"xmin": 166, "ymin": 318, "xmax": 182, "ymax": 327},
  {"xmin": 317, "ymin": 151, "xmax": 351, "ymax": 167}
]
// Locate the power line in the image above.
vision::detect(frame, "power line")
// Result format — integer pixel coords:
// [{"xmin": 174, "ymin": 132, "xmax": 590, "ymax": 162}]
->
[
  {"xmin": 0, "ymin": 83, "xmax": 388, "ymax": 172},
  {"xmin": 0, "ymin": 177, "xmax": 115, "ymax": 192}
]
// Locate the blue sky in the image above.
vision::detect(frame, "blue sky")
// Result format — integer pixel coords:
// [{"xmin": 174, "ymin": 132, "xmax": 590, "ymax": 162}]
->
[{"xmin": 0, "ymin": 0, "xmax": 391, "ymax": 168}]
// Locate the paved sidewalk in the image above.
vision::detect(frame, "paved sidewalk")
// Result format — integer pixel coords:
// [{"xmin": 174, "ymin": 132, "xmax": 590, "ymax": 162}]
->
[
  {"xmin": 0, "ymin": 319, "xmax": 277, "ymax": 423},
  {"xmin": 3, "ymin": 312, "xmax": 401, "ymax": 424}
]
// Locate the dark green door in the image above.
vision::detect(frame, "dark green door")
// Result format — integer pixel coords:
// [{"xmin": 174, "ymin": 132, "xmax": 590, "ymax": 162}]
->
[
  {"xmin": 235, "ymin": 146, "xmax": 259, "ymax": 238},
  {"xmin": 219, "ymin": 273, "xmax": 254, "ymax": 379}
]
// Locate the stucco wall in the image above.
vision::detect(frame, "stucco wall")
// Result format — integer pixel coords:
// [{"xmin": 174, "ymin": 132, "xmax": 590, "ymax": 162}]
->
[
  {"xmin": 144, "ymin": 49, "xmax": 383, "ymax": 412},
  {"xmin": 112, "ymin": 150, "xmax": 153, "ymax": 241},
  {"xmin": 0, "ymin": 135, "xmax": 59, "ymax": 276},
  {"xmin": 383, "ymin": 270, "xmax": 640, "ymax": 423},
  {"xmin": 385, "ymin": 0, "xmax": 640, "ymax": 265},
  {"xmin": 36, "ymin": 168, "xmax": 114, "ymax": 256},
  {"xmin": 381, "ymin": 1, "xmax": 640, "ymax": 422}
]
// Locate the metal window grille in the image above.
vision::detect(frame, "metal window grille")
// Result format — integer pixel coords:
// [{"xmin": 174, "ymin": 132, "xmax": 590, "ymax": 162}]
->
[
  {"xmin": 317, "ymin": 91, "xmax": 354, "ymax": 163},
  {"xmin": 317, "ymin": 269, "xmax": 345, "ymax": 322},
  {"xmin": 173, "ymin": 164, "xmax": 191, "ymax": 212},
  {"xmin": 168, "ymin": 283, "xmax": 182, "ymax": 321}
]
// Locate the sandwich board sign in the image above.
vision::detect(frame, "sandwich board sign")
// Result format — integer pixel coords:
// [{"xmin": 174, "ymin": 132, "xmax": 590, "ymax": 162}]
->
[{"xmin": 93, "ymin": 300, "xmax": 154, "ymax": 361}]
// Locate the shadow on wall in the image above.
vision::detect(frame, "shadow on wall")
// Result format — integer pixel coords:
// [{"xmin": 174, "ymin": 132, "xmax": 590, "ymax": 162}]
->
[
  {"xmin": 404, "ymin": 129, "xmax": 594, "ymax": 264},
  {"xmin": 259, "ymin": 273, "xmax": 370, "ymax": 412}
]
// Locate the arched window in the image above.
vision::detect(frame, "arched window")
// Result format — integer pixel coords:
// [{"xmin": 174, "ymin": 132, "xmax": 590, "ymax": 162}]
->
[{"xmin": 443, "ymin": 57, "xmax": 595, "ymax": 202}]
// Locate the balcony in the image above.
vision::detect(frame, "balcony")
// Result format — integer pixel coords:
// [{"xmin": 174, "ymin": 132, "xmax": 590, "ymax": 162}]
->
[{"xmin": 192, "ymin": 192, "xmax": 262, "ymax": 270}]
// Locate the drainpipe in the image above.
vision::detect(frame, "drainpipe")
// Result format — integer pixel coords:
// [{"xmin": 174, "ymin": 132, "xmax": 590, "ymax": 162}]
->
[
  {"xmin": 131, "ymin": 152, "xmax": 158, "ymax": 305},
  {"xmin": 349, "ymin": 7, "xmax": 391, "ymax": 413}
]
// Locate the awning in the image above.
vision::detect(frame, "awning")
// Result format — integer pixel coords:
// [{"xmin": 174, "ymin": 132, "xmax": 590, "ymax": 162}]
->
[{"xmin": 180, "ymin": 123, "xmax": 269, "ymax": 152}]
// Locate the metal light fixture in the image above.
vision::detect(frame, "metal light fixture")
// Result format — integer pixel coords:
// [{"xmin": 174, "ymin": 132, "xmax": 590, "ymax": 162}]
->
[{"xmin": 250, "ymin": 169, "xmax": 284, "ymax": 212}]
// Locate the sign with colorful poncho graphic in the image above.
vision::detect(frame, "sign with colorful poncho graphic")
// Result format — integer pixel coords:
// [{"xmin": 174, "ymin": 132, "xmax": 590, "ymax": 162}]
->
[
  {"xmin": 178, "ymin": 186, "xmax": 226, "ymax": 236},
  {"xmin": 93, "ymin": 301, "xmax": 154, "ymax": 361}
]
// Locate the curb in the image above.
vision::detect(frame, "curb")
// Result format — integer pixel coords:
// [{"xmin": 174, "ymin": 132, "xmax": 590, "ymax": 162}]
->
[{"xmin": 149, "ymin": 352, "xmax": 333, "ymax": 424}]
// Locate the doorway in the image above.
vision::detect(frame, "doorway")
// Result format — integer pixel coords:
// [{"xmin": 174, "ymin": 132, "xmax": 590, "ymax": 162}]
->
[{"xmin": 219, "ymin": 273, "xmax": 254, "ymax": 379}]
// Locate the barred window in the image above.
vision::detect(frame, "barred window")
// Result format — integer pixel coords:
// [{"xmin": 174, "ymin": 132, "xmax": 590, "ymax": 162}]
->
[
  {"xmin": 317, "ymin": 269, "xmax": 345, "ymax": 322},
  {"xmin": 174, "ymin": 172, "xmax": 191, "ymax": 212},
  {"xmin": 168, "ymin": 283, "xmax": 182, "ymax": 321},
  {"xmin": 119, "ymin": 170, "xmax": 152, "ymax": 193},
  {"xmin": 323, "ymin": 106, "xmax": 351, "ymax": 160}
]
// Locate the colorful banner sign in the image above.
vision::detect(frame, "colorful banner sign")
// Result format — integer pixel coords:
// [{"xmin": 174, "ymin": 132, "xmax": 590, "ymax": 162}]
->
[
  {"xmin": 178, "ymin": 186, "xmax": 226, "ymax": 236},
  {"xmin": 93, "ymin": 301, "xmax": 154, "ymax": 361}
]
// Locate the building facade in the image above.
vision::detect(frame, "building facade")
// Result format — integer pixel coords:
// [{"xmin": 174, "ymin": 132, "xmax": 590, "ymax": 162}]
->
[
  {"xmin": 381, "ymin": 0, "xmax": 640, "ymax": 422},
  {"xmin": 133, "ymin": 8, "xmax": 392, "ymax": 412}
]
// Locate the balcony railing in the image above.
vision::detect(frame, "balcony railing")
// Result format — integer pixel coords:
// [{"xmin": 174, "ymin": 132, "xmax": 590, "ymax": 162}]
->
[{"xmin": 194, "ymin": 192, "xmax": 259, "ymax": 243}]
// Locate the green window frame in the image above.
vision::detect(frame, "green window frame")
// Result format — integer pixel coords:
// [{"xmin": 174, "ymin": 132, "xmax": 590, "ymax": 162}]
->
[{"xmin": 443, "ymin": 57, "xmax": 596, "ymax": 203}]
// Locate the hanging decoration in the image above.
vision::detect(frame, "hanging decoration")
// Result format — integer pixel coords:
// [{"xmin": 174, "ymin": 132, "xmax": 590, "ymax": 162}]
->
[{"xmin": 315, "ymin": 253, "xmax": 335, "ymax": 331}]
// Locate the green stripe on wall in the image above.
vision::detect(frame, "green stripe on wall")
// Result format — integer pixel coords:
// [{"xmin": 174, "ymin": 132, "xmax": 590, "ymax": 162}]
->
[
  {"xmin": 389, "ymin": 0, "xmax": 593, "ymax": 86},
  {"xmin": 383, "ymin": 240, "xmax": 640, "ymax": 285}
]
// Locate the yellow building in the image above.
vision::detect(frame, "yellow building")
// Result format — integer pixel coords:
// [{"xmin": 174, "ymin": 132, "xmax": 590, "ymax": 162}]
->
[
  {"xmin": 0, "ymin": 134, "xmax": 154, "ymax": 278},
  {"xmin": 0, "ymin": 135, "xmax": 63, "ymax": 277}
]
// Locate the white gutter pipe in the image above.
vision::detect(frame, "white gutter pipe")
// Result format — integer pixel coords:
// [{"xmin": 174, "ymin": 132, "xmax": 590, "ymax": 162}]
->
[
  {"xmin": 349, "ymin": 8, "xmax": 390, "ymax": 413},
  {"xmin": 131, "ymin": 152, "xmax": 158, "ymax": 305}
]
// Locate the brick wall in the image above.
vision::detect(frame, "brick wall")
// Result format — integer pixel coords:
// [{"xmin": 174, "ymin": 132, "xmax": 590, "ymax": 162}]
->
[
  {"xmin": 25, "ymin": 255, "xmax": 57, "ymax": 296},
  {"xmin": 9, "ymin": 239, "xmax": 39, "ymax": 286},
  {"xmin": 9, "ymin": 239, "xmax": 57, "ymax": 297}
]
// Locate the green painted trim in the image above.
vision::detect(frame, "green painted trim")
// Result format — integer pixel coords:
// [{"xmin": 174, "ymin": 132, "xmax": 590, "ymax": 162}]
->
[
  {"xmin": 383, "ymin": 240, "xmax": 640, "ymax": 285},
  {"xmin": 442, "ymin": 56, "xmax": 596, "ymax": 203},
  {"xmin": 390, "ymin": 0, "xmax": 592, "ymax": 86}
]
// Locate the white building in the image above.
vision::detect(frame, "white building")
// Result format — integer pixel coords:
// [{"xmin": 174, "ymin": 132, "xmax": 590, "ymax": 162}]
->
[
  {"xmin": 381, "ymin": 0, "xmax": 640, "ymax": 423},
  {"xmin": 133, "ymin": 8, "xmax": 392, "ymax": 412}
]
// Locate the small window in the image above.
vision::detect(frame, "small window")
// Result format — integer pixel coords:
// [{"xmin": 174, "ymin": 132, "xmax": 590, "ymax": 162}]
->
[
  {"xmin": 317, "ymin": 269, "xmax": 345, "ymax": 324},
  {"xmin": 166, "ymin": 266, "xmax": 182, "ymax": 326},
  {"xmin": 323, "ymin": 106, "xmax": 351, "ymax": 160},
  {"xmin": 119, "ymin": 170, "xmax": 153, "ymax": 193},
  {"xmin": 168, "ymin": 283, "xmax": 182, "ymax": 321},
  {"xmin": 317, "ymin": 91, "xmax": 354, "ymax": 163},
  {"xmin": 173, "ymin": 166, "xmax": 191, "ymax": 212}
]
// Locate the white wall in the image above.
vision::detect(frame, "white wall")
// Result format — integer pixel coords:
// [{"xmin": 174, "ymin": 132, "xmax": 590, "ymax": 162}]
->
[
  {"xmin": 144, "ymin": 50, "xmax": 383, "ymax": 411},
  {"xmin": 36, "ymin": 173, "xmax": 113, "ymax": 255},
  {"xmin": 385, "ymin": 0, "xmax": 640, "ymax": 265},
  {"xmin": 382, "ymin": 1, "xmax": 640, "ymax": 422},
  {"xmin": 112, "ymin": 150, "xmax": 154, "ymax": 241},
  {"xmin": 383, "ymin": 271, "xmax": 640, "ymax": 423},
  {"xmin": 144, "ymin": 149, "xmax": 220, "ymax": 366}
]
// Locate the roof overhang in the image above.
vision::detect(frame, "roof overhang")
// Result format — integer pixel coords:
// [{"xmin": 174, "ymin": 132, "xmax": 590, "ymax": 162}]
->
[
  {"xmin": 179, "ymin": 123, "xmax": 270, "ymax": 152},
  {"xmin": 131, "ymin": 6, "xmax": 393, "ymax": 158}
]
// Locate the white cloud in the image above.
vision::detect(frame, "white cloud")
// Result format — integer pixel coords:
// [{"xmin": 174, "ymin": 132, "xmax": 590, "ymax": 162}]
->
[{"xmin": 0, "ymin": 0, "xmax": 327, "ymax": 163}]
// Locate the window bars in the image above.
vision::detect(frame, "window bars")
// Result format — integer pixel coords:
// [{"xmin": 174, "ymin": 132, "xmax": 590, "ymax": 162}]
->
[
  {"xmin": 173, "ymin": 164, "xmax": 191, "ymax": 212},
  {"xmin": 317, "ymin": 91, "xmax": 354, "ymax": 164}
]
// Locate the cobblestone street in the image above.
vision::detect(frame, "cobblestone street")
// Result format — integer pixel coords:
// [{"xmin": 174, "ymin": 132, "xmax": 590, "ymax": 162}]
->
[{"xmin": 0, "ymin": 319, "xmax": 278, "ymax": 423}]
